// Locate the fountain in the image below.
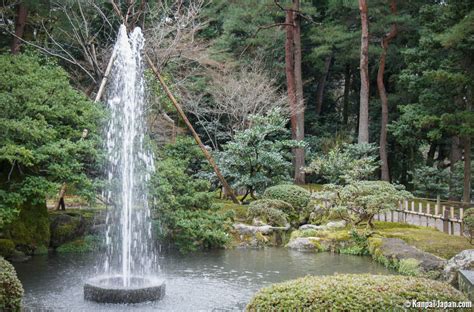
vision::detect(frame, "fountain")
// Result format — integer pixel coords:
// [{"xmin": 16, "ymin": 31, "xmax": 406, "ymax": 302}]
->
[{"xmin": 83, "ymin": 25, "xmax": 165, "ymax": 304}]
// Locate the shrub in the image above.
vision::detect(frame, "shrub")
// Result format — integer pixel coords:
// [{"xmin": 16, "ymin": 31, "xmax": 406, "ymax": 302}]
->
[
  {"xmin": 0, "ymin": 257, "xmax": 23, "ymax": 311},
  {"xmin": 247, "ymin": 200, "xmax": 289, "ymax": 226},
  {"xmin": 150, "ymin": 137, "xmax": 233, "ymax": 253},
  {"xmin": 323, "ymin": 181, "xmax": 412, "ymax": 228},
  {"xmin": 246, "ymin": 274, "xmax": 466, "ymax": 311},
  {"xmin": 0, "ymin": 239, "xmax": 15, "ymax": 258},
  {"xmin": 464, "ymin": 208, "xmax": 474, "ymax": 243},
  {"xmin": 162, "ymin": 209, "xmax": 233, "ymax": 253},
  {"xmin": 398, "ymin": 258, "xmax": 421, "ymax": 276},
  {"xmin": 56, "ymin": 235, "xmax": 102, "ymax": 253},
  {"xmin": 263, "ymin": 185, "xmax": 310, "ymax": 211}
]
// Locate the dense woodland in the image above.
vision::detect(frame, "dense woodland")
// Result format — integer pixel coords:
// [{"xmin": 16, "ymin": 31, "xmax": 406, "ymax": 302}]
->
[{"xmin": 0, "ymin": 0, "xmax": 473, "ymax": 252}]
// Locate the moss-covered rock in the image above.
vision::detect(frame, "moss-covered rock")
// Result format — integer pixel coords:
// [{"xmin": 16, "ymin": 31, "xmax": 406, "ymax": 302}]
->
[
  {"xmin": 0, "ymin": 256, "xmax": 23, "ymax": 311},
  {"xmin": 263, "ymin": 185, "xmax": 310, "ymax": 212},
  {"xmin": 6, "ymin": 201, "xmax": 50, "ymax": 255},
  {"xmin": 0, "ymin": 239, "xmax": 15, "ymax": 257},
  {"xmin": 49, "ymin": 213, "xmax": 87, "ymax": 248},
  {"xmin": 246, "ymin": 274, "xmax": 467, "ymax": 311},
  {"xmin": 56, "ymin": 235, "xmax": 103, "ymax": 253}
]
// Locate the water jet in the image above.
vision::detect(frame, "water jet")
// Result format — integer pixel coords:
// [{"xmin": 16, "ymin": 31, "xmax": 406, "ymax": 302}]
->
[{"xmin": 84, "ymin": 24, "xmax": 164, "ymax": 304}]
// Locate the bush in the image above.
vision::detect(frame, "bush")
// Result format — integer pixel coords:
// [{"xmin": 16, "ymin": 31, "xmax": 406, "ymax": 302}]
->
[
  {"xmin": 0, "ymin": 257, "xmax": 23, "ymax": 311},
  {"xmin": 161, "ymin": 209, "xmax": 233, "ymax": 253},
  {"xmin": 56, "ymin": 235, "xmax": 102, "ymax": 253},
  {"xmin": 263, "ymin": 185, "xmax": 310, "ymax": 211},
  {"xmin": 246, "ymin": 274, "xmax": 466, "ymax": 311},
  {"xmin": 247, "ymin": 200, "xmax": 290, "ymax": 226},
  {"xmin": 463, "ymin": 208, "xmax": 474, "ymax": 243},
  {"xmin": 323, "ymin": 181, "xmax": 412, "ymax": 228},
  {"xmin": 0, "ymin": 239, "xmax": 15, "ymax": 258}
]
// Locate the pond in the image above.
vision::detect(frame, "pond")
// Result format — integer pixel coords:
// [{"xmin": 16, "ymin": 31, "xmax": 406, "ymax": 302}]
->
[{"xmin": 14, "ymin": 248, "xmax": 392, "ymax": 311}]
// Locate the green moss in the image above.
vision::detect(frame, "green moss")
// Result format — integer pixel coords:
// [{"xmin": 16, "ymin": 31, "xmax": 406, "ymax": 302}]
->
[
  {"xmin": 372, "ymin": 221, "xmax": 471, "ymax": 259},
  {"xmin": 7, "ymin": 201, "xmax": 50, "ymax": 253},
  {"xmin": 0, "ymin": 257, "xmax": 23, "ymax": 311},
  {"xmin": 247, "ymin": 274, "xmax": 467, "ymax": 311},
  {"xmin": 56, "ymin": 235, "xmax": 102, "ymax": 253},
  {"xmin": 0, "ymin": 239, "xmax": 15, "ymax": 257}
]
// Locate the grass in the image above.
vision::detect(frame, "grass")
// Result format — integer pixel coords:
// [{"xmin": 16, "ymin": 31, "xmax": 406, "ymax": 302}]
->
[{"xmin": 371, "ymin": 221, "xmax": 472, "ymax": 259}]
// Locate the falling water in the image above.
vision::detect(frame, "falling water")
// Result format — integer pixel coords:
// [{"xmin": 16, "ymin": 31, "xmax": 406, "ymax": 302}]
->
[{"xmin": 103, "ymin": 24, "xmax": 155, "ymax": 287}]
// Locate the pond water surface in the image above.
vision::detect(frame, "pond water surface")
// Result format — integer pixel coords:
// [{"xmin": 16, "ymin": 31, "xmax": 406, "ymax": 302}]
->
[{"xmin": 14, "ymin": 248, "xmax": 392, "ymax": 311}]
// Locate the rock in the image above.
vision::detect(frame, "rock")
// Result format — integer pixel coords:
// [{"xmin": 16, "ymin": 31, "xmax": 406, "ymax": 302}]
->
[
  {"xmin": 443, "ymin": 249, "xmax": 474, "ymax": 285},
  {"xmin": 233, "ymin": 223, "xmax": 273, "ymax": 235},
  {"xmin": 252, "ymin": 218, "xmax": 267, "ymax": 227},
  {"xmin": 378, "ymin": 238, "xmax": 446, "ymax": 273},
  {"xmin": 87, "ymin": 224, "xmax": 106, "ymax": 235},
  {"xmin": 298, "ymin": 220, "xmax": 346, "ymax": 231},
  {"xmin": 325, "ymin": 220, "xmax": 346, "ymax": 229},
  {"xmin": 50, "ymin": 213, "xmax": 87, "ymax": 247},
  {"xmin": 286, "ymin": 237, "xmax": 320, "ymax": 251}
]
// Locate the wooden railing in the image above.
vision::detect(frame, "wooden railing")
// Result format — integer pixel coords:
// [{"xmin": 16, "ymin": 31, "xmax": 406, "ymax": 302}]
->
[{"xmin": 319, "ymin": 196, "xmax": 471, "ymax": 236}]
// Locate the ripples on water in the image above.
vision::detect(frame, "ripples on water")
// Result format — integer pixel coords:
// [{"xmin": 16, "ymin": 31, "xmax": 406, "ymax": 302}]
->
[{"xmin": 14, "ymin": 248, "xmax": 392, "ymax": 311}]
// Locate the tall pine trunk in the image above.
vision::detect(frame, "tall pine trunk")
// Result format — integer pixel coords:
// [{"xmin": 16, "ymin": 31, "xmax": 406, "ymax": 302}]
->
[
  {"xmin": 316, "ymin": 53, "xmax": 332, "ymax": 116},
  {"xmin": 358, "ymin": 0, "xmax": 370, "ymax": 144},
  {"xmin": 11, "ymin": 3, "xmax": 28, "ymax": 54},
  {"xmin": 292, "ymin": 0, "xmax": 305, "ymax": 184},
  {"xmin": 377, "ymin": 0, "xmax": 397, "ymax": 181},
  {"xmin": 343, "ymin": 65, "xmax": 351, "ymax": 126}
]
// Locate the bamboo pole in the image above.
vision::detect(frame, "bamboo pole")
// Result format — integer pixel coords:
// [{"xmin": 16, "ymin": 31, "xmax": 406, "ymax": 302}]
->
[
  {"xmin": 95, "ymin": 50, "xmax": 116, "ymax": 103},
  {"xmin": 145, "ymin": 53, "xmax": 241, "ymax": 205}
]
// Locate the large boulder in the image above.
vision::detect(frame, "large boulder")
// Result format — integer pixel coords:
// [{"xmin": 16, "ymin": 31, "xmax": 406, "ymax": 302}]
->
[
  {"xmin": 286, "ymin": 237, "xmax": 322, "ymax": 251},
  {"xmin": 370, "ymin": 238, "xmax": 446, "ymax": 277},
  {"xmin": 49, "ymin": 213, "xmax": 87, "ymax": 248},
  {"xmin": 443, "ymin": 249, "xmax": 474, "ymax": 285},
  {"xmin": 299, "ymin": 220, "xmax": 346, "ymax": 231}
]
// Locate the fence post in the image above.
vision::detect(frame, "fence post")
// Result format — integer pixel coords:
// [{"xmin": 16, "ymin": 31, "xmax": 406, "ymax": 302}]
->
[
  {"xmin": 442, "ymin": 207, "xmax": 450, "ymax": 234},
  {"xmin": 460, "ymin": 208, "xmax": 465, "ymax": 236}
]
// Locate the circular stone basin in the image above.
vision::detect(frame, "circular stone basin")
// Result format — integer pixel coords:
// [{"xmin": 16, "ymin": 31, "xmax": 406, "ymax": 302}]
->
[{"xmin": 84, "ymin": 276, "xmax": 165, "ymax": 304}]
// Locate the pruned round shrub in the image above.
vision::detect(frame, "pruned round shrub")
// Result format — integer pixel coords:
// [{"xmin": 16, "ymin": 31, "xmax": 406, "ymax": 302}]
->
[
  {"xmin": 247, "ymin": 200, "xmax": 290, "ymax": 226},
  {"xmin": 0, "ymin": 239, "xmax": 15, "ymax": 258},
  {"xmin": 246, "ymin": 274, "xmax": 466, "ymax": 311},
  {"xmin": 263, "ymin": 185, "xmax": 310, "ymax": 211},
  {"xmin": 0, "ymin": 256, "xmax": 23, "ymax": 311}
]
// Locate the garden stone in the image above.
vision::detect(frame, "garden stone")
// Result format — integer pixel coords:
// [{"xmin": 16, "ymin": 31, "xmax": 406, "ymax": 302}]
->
[
  {"xmin": 233, "ymin": 223, "xmax": 273, "ymax": 235},
  {"xmin": 379, "ymin": 238, "xmax": 446, "ymax": 273},
  {"xmin": 286, "ymin": 237, "xmax": 320, "ymax": 251},
  {"xmin": 443, "ymin": 249, "xmax": 474, "ymax": 285},
  {"xmin": 325, "ymin": 220, "xmax": 346, "ymax": 229},
  {"xmin": 298, "ymin": 220, "xmax": 346, "ymax": 231}
]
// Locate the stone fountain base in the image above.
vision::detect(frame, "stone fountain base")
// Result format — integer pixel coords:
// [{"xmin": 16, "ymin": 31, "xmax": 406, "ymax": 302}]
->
[{"xmin": 84, "ymin": 276, "xmax": 165, "ymax": 304}]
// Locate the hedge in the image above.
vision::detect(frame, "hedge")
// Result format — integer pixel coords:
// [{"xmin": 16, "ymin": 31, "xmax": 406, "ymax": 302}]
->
[
  {"xmin": 246, "ymin": 274, "xmax": 467, "ymax": 311},
  {"xmin": 0, "ymin": 257, "xmax": 23, "ymax": 311}
]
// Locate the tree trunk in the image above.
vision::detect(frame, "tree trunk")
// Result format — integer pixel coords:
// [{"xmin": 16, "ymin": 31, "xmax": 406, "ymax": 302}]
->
[
  {"xmin": 146, "ymin": 53, "xmax": 241, "ymax": 204},
  {"xmin": 358, "ymin": 0, "xmax": 370, "ymax": 144},
  {"xmin": 463, "ymin": 136, "xmax": 471, "ymax": 205},
  {"xmin": 316, "ymin": 53, "xmax": 332, "ymax": 115},
  {"xmin": 449, "ymin": 136, "xmax": 462, "ymax": 200},
  {"xmin": 343, "ymin": 65, "xmax": 351, "ymax": 126},
  {"xmin": 292, "ymin": 0, "xmax": 305, "ymax": 185},
  {"xmin": 11, "ymin": 3, "xmax": 28, "ymax": 54},
  {"xmin": 426, "ymin": 143, "xmax": 437, "ymax": 166},
  {"xmin": 377, "ymin": 0, "xmax": 397, "ymax": 182}
]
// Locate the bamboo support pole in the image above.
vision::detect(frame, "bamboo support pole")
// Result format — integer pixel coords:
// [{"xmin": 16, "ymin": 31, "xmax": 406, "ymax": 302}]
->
[{"xmin": 145, "ymin": 53, "xmax": 241, "ymax": 204}]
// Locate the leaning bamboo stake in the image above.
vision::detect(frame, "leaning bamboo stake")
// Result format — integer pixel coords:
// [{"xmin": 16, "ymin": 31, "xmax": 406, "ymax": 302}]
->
[
  {"xmin": 95, "ymin": 50, "xmax": 116, "ymax": 103},
  {"xmin": 145, "ymin": 53, "xmax": 241, "ymax": 205}
]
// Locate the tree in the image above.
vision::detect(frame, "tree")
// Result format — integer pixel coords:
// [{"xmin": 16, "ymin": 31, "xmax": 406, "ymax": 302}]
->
[
  {"xmin": 358, "ymin": 0, "xmax": 369, "ymax": 144},
  {"xmin": 377, "ymin": 0, "xmax": 398, "ymax": 181},
  {"xmin": 10, "ymin": 2, "xmax": 27, "ymax": 54},
  {"xmin": 0, "ymin": 54, "xmax": 103, "ymax": 250},
  {"xmin": 324, "ymin": 181, "xmax": 412, "ymax": 228},
  {"xmin": 217, "ymin": 109, "xmax": 303, "ymax": 200}
]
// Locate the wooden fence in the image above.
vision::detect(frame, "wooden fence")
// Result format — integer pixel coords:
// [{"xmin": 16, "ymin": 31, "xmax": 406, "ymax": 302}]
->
[{"xmin": 319, "ymin": 196, "xmax": 471, "ymax": 236}]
